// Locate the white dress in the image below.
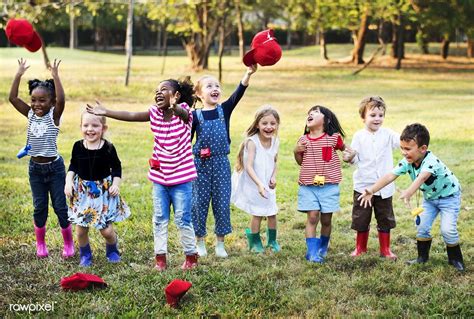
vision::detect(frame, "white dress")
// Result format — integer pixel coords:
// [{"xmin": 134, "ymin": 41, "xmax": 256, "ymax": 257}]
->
[{"xmin": 231, "ymin": 134, "xmax": 279, "ymax": 216}]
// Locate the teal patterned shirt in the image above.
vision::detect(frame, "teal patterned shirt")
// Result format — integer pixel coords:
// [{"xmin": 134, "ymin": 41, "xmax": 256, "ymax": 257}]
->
[{"xmin": 392, "ymin": 151, "xmax": 460, "ymax": 200}]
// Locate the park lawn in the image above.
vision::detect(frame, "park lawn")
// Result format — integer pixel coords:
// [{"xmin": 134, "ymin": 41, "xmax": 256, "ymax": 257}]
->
[{"xmin": 0, "ymin": 46, "xmax": 473, "ymax": 317}]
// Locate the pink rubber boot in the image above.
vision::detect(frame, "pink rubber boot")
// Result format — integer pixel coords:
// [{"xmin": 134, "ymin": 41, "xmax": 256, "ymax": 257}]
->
[
  {"xmin": 34, "ymin": 224, "xmax": 49, "ymax": 258},
  {"xmin": 61, "ymin": 224, "xmax": 75, "ymax": 258}
]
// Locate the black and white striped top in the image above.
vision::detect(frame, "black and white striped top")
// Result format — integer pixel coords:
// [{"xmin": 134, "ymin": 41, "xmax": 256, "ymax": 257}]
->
[{"xmin": 26, "ymin": 108, "xmax": 59, "ymax": 157}]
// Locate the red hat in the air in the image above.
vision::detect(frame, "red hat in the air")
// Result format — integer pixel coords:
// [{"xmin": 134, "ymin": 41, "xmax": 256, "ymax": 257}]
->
[
  {"xmin": 243, "ymin": 29, "xmax": 282, "ymax": 67},
  {"xmin": 5, "ymin": 19, "xmax": 42, "ymax": 52}
]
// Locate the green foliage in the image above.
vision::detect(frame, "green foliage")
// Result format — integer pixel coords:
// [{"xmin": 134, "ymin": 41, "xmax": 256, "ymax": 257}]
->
[{"xmin": 0, "ymin": 47, "xmax": 473, "ymax": 317}]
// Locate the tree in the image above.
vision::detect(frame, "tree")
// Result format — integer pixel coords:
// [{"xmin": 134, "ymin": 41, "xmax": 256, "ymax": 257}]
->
[{"xmin": 125, "ymin": 0, "xmax": 134, "ymax": 86}]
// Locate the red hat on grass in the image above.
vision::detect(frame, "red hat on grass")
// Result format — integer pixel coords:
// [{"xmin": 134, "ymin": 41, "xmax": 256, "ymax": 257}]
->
[
  {"xmin": 5, "ymin": 19, "xmax": 42, "ymax": 52},
  {"xmin": 243, "ymin": 29, "xmax": 282, "ymax": 67},
  {"xmin": 164, "ymin": 279, "xmax": 192, "ymax": 308},
  {"xmin": 60, "ymin": 273, "xmax": 107, "ymax": 291}
]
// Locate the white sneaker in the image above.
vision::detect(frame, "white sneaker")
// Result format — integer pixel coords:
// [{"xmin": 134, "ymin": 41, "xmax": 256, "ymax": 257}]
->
[
  {"xmin": 197, "ymin": 239, "xmax": 207, "ymax": 257},
  {"xmin": 215, "ymin": 241, "xmax": 228, "ymax": 258}
]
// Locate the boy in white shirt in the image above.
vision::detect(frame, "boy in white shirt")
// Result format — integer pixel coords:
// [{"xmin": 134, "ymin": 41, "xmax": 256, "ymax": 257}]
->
[{"xmin": 343, "ymin": 96, "xmax": 400, "ymax": 259}]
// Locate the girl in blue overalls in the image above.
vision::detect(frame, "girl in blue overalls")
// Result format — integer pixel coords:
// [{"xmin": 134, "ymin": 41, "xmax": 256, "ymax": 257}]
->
[{"xmin": 192, "ymin": 65, "xmax": 258, "ymax": 258}]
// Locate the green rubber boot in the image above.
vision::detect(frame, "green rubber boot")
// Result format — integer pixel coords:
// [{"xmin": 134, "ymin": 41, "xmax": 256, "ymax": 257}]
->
[
  {"xmin": 245, "ymin": 228, "xmax": 264, "ymax": 253},
  {"xmin": 266, "ymin": 229, "xmax": 281, "ymax": 252}
]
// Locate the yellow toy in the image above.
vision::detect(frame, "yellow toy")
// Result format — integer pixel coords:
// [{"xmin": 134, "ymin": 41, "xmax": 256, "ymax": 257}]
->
[
  {"xmin": 313, "ymin": 175, "xmax": 325, "ymax": 186},
  {"xmin": 411, "ymin": 207, "xmax": 424, "ymax": 217}
]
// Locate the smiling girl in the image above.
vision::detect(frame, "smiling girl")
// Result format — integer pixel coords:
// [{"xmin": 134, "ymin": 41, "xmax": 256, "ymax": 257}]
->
[
  {"xmin": 65, "ymin": 112, "xmax": 130, "ymax": 267},
  {"xmin": 191, "ymin": 65, "xmax": 257, "ymax": 258},
  {"xmin": 231, "ymin": 106, "xmax": 281, "ymax": 253},
  {"xmin": 86, "ymin": 77, "xmax": 199, "ymax": 271},
  {"xmin": 294, "ymin": 105, "xmax": 346, "ymax": 263},
  {"xmin": 9, "ymin": 58, "xmax": 74, "ymax": 260}
]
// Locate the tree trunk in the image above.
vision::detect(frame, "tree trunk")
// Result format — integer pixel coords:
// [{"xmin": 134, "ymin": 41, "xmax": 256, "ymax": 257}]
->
[
  {"xmin": 416, "ymin": 26, "xmax": 429, "ymax": 54},
  {"xmin": 351, "ymin": 6, "xmax": 369, "ymax": 65},
  {"xmin": 160, "ymin": 28, "xmax": 168, "ymax": 75},
  {"xmin": 441, "ymin": 36, "xmax": 450, "ymax": 59},
  {"xmin": 125, "ymin": 0, "xmax": 134, "ymax": 86},
  {"xmin": 286, "ymin": 20, "xmax": 292, "ymax": 50},
  {"xmin": 319, "ymin": 30, "xmax": 328, "ymax": 60},
  {"xmin": 468, "ymin": 37, "xmax": 474, "ymax": 58},
  {"xmin": 218, "ymin": 20, "xmax": 225, "ymax": 82},
  {"xmin": 182, "ymin": 2, "xmax": 220, "ymax": 71},
  {"xmin": 235, "ymin": 0, "xmax": 245, "ymax": 59},
  {"xmin": 157, "ymin": 24, "xmax": 162, "ymax": 54},
  {"xmin": 93, "ymin": 15, "xmax": 98, "ymax": 51},
  {"xmin": 395, "ymin": 11, "xmax": 404, "ymax": 70},
  {"xmin": 38, "ymin": 33, "xmax": 50, "ymax": 69},
  {"xmin": 378, "ymin": 20, "xmax": 388, "ymax": 55},
  {"xmin": 69, "ymin": 0, "xmax": 77, "ymax": 49}
]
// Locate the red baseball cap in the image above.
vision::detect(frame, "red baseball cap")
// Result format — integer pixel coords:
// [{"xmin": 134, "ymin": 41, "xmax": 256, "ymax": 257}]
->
[
  {"xmin": 60, "ymin": 273, "xmax": 107, "ymax": 291},
  {"xmin": 5, "ymin": 19, "xmax": 42, "ymax": 52},
  {"xmin": 164, "ymin": 279, "xmax": 192, "ymax": 308},
  {"xmin": 243, "ymin": 29, "xmax": 282, "ymax": 67}
]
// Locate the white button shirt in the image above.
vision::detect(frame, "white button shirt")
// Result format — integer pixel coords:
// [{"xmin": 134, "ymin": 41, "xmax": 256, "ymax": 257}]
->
[{"xmin": 350, "ymin": 127, "xmax": 400, "ymax": 199}]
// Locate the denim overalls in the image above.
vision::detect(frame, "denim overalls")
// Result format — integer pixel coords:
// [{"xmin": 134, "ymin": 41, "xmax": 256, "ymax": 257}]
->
[{"xmin": 192, "ymin": 106, "xmax": 232, "ymax": 237}]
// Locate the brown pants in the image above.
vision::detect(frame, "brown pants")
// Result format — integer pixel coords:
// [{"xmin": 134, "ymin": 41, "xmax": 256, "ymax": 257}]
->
[{"xmin": 351, "ymin": 191, "xmax": 396, "ymax": 231}]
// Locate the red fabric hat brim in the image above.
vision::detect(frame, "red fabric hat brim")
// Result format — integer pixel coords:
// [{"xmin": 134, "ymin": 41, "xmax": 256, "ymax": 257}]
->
[
  {"xmin": 5, "ymin": 19, "xmax": 34, "ymax": 46},
  {"xmin": 60, "ymin": 272, "xmax": 107, "ymax": 291},
  {"xmin": 164, "ymin": 279, "xmax": 192, "ymax": 307},
  {"xmin": 24, "ymin": 31, "xmax": 42, "ymax": 52},
  {"xmin": 243, "ymin": 49, "xmax": 257, "ymax": 67}
]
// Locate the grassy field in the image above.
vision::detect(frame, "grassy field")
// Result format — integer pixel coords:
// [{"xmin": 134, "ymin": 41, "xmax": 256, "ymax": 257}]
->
[{"xmin": 0, "ymin": 45, "xmax": 473, "ymax": 317}]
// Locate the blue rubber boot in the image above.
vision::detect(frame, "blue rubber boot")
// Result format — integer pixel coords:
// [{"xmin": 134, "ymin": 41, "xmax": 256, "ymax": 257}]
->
[
  {"xmin": 319, "ymin": 235, "xmax": 330, "ymax": 260},
  {"xmin": 305, "ymin": 238, "xmax": 322, "ymax": 263},
  {"xmin": 79, "ymin": 243, "xmax": 93, "ymax": 267},
  {"xmin": 106, "ymin": 241, "xmax": 121, "ymax": 263}
]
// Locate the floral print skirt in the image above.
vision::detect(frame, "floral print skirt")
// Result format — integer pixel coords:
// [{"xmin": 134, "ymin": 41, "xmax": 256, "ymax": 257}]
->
[{"xmin": 68, "ymin": 175, "xmax": 130, "ymax": 230}]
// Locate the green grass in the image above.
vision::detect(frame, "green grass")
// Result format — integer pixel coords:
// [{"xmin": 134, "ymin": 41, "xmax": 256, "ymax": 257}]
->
[{"xmin": 0, "ymin": 46, "xmax": 473, "ymax": 317}]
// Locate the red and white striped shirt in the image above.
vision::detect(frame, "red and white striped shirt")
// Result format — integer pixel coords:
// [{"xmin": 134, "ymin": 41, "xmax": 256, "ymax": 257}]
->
[
  {"xmin": 298, "ymin": 133, "xmax": 344, "ymax": 185},
  {"xmin": 147, "ymin": 102, "xmax": 197, "ymax": 186}
]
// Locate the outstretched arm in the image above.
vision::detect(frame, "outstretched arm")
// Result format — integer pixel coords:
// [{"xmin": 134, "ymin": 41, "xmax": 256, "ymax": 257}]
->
[
  {"xmin": 51, "ymin": 59, "xmax": 65, "ymax": 125},
  {"xmin": 241, "ymin": 64, "xmax": 257, "ymax": 86},
  {"xmin": 87, "ymin": 101, "xmax": 150, "ymax": 122},
  {"xmin": 358, "ymin": 173, "xmax": 398, "ymax": 208},
  {"xmin": 8, "ymin": 58, "xmax": 31, "ymax": 117},
  {"xmin": 399, "ymin": 171, "xmax": 431, "ymax": 207}
]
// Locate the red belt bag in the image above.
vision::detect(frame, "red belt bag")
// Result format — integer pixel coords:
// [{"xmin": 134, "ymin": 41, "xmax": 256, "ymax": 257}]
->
[
  {"xmin": 200, "ymin": 148, "xmax": 211, "ymax": 158},
  {"xmin": 149, "ymin": 158, "xmax": 160, "ymax": 170}
]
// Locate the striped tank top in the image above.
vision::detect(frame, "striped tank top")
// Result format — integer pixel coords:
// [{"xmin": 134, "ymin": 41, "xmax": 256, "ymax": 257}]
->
[
  {"xmin": 27, "ymin": 108, "xmax": 59, "ymax": 157},
  {"xmin": 147, "ymin": 102, "xmax": 197, "ymax": 186}
]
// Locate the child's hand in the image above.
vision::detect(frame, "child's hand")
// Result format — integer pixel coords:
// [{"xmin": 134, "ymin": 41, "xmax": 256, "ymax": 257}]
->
[
  {"xmin": 49, "ymin": 58, "xmax": 61, "ymax": 78},
  {"xmin": 357, "ymin": 189, "xmax": 373, "ymax": 208},
  {"xmin": 269, "ymin": 177, "xmax": 276, "ymax": 189},
  {"xmin": 109, "ymin": 185, "xmax": 120, "ymax": 197},
  {"xmin": 399, "ymin": 189, "xmax": 412, "ymax": 208},
  {"xmin": 247, "ymin": 64, "xmax": 257, "ymax": 75},
  {"xmin": 64, "ymin": 182, "xmax": 73, "ymax": 198},
  {"xmin": 86, "ymin": 101, "xmax": 107, "ymax": 115},
  {"xmin": 16, "ymin": 58, "xmax": 30, "ymax": 76},
  {"xmin": 342, "ymin": 147, "xmax": 357, "ymax": 163},
  {"xmin": 294, "ymin": 139, "xmax": 307, "ymax": 154},
  {"xmin": 258, "ymin": 184, "xmax": 268, "ymax": 199},
  {"xmin": 169, "ymin": 93, "xmax": 178, "ymax": 109}
]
